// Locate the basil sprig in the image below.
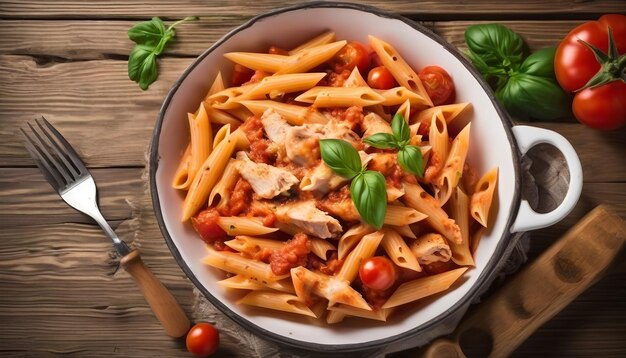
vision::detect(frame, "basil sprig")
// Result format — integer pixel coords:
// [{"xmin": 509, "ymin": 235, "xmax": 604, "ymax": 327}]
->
[
  {"xmin": 364, "ymin": 113, "xmax": 425, "ymax": 177},
  {"xmin": 320, "ymin": 139, "xmax": 386, "ymax": 229},
  {"xmin": 127, "ymin": 16, "xmax": 199, "ymax": 90}
]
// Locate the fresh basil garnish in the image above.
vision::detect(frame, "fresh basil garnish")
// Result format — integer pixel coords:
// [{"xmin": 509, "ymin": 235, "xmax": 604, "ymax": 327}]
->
[{"xmin": 319, "ymin": 139, "xmax": 363, "ymax": 179}]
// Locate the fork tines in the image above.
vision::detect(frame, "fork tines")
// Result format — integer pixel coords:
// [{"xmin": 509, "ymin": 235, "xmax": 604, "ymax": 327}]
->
[{"xmin": 21, "ymin": 117, "xmax": 88, "ymax": 191}]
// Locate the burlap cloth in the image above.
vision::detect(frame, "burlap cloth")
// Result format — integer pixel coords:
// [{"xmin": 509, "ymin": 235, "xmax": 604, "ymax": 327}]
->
[{"xmin": 152, "ymin": 142, "xmax": 569, "ymax": 357}]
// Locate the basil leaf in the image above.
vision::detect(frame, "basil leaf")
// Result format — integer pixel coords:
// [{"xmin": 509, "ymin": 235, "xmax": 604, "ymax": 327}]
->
[
  {"xmin": 465, "ymin": 24, "xmax": 525, "ymax": 70},
  {"xmin": 319, "ymin": 139, "xmax": 362, "ymax": 179},
  {"xmin": 363, "ymin": 133, "xmax": 398, "ymax": 149},
  {"xmin": 397, "ymin": 145, "xmax": 424, "ymax": 177},
  {"xmin": 350, "ymin": 171, "xmax": 387, "ymax": 229},
  {"xmin": 391, "ymin": 113, "xmax": 410, "ymax": 142},
  {"xmin": 128, "ymin": 45, "xmax": 158, "ymax": 90},
  {"xmin": 519, "ymin": 47, "xmax": 557, "ymax": 78},
  {"xmin": 496, "ymin": 73, "xmax": 570, "ymax": 120},
  {"xmin": 128, "ymin": 17, "xmax": 165, "ymax": 46}
]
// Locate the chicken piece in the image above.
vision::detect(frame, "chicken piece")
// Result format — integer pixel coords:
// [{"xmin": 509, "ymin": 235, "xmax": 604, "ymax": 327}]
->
[
  {"xmin": 362, "ymin": 112, "xmax": 392, "ymax": 138},
  {"xmin": 261, "ymin": 108, "xmax": 291, "ymax": 145},
  {"xmin": 322, "ymin": 119, "xmax": 361, "ymax": 147},
  {"xmin": 316, "ymin": 185, "xmax": 360, "ymax": 222},
  {"xmin": 235, "ymin": 152, "xmax": 298, "ymax": 199},
  {"xmin": 284, "ymin": 124, "xmax": 324, "ymax": 166},
  {"xmin": 274, "ymin": 200, "xmax": 342, "ymax": 239},
  {"xmin": 410, "ymin": 233, "xmax": 452, "ymax": 265}
]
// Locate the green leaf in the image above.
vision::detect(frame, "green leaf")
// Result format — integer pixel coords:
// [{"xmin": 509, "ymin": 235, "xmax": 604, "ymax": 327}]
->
[
  {"xmin": 128, "ymin": 45, "xmax": 158, "ymax": 90},
  {"xmin": 496, "ymin": 73, "xmax": 570, "ymax": 120},
  {"xmin": 520, "ymin": 47, "xmax": 557, "ymax": 78},
  {"xmin": 350, "ymin": 171, "xmax": 387, "ymax": 229},
  {"xmin": 465, "ymin": 24, "xmax": 525, "ymax": 70},
  {"xmin": 319, "ymin": 139, "xmax": 362, "ymax": 179},
  {"xmin": 397, "ymin": 145, "xmax": 424, "ymax": 177},
  {"xmin": 363, "ymin": 133, "xmax": 398, "ymax": 149},
  {"xmin": 391, "ymin": 113, "xmax": 410, "ymax": 142},
  {"xmin": 128, "ymin": 17, "xmax": 165, "ymax": 46}
]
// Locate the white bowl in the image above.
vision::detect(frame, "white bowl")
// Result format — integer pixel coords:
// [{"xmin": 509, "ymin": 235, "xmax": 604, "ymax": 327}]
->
[{"xmin": 150, "ymin": 2, "xmax": 583, "ymax": 353}]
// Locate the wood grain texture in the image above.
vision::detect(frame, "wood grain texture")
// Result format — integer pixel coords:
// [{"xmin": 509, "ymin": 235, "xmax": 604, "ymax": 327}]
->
[{"xmin": 0, "ymin": 0, "xmax": 623, "ymax": 19}]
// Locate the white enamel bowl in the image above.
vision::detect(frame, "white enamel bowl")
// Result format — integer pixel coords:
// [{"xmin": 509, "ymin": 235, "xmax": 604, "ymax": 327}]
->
[{"xmin": 150, "ymin": 2, "xmax": 583, "ymax": 353}]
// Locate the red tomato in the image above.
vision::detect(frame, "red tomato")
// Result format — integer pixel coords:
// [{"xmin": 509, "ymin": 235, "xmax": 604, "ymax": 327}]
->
[
  {"xmin": 418, "ymin": 65, "xmax": 455, "ymax": 105},
  {"xmin": 369, "ymin": 51, "xmax": 383, "ymax": 68},
  {"xmin": 191, "ymin": 208, "xmax": 226, "ymax": 242},
  {"xmin": 186, "ymin": 322, "xmax": 219, "ymax": 357},
  {"xmin": 555, "ymin": 14, "xmax": 626, "ymax": 92},
  {"xmin": 231, "ymin": 63, "xmax": 254, "ymax": 87},
  {"xmin": 573, "ymin": 81, "xmax": 626, "ymax": 130},
  {"xmin": 332, "ymin": 41, "xmax": 370, "ymax": 73},
  {"xmin": 367, "ymin": 66, "xmax": 397, "ymax": 89},
  {"xmin": 359, "ymin": 256, "xmax": 397, "ymax": 291},
  {"xmin": 268, "ymin": 46, "xmax": 289, "ymax": 55}
]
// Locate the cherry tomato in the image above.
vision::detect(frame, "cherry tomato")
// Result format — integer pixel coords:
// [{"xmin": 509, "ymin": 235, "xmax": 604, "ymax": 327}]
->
[
  {"xmin": 332, "ymin": 41, "xmax": 370, "ymax": 73},
  {"xmin": 268, "ymin": 46, "xmax": 289, "ymax": 55},
  {"xmin": 418, "ymin": 65, "xmax": 455, "ymax": 105},
  {"xmin": 573, "ymin": 81, "xmax": 626, "ymax": 130},
  {"xmin": 369, "ymin": 51, "xmax": 383, "ymax": 68},
  {"xmin": 555, "ymin": 14, "xmax": 626, "ymax": 92},
  {"xmin": 367, "ymin": 66, "xmax": 397, "ymax": 89},
  {"xmin": 231, "ymin": 63, "xmax": 254, "ymax": 87},
  {"xmin": 359, "ymin": 256, "xmax": 397, "ymax": 291},
  {"xmin": 186, "ymin": 322, "xmax": 219, "ymax": 357},
  {"xmin": 191, "ymin": 208, "xmax": 226, "ymax": 242}
]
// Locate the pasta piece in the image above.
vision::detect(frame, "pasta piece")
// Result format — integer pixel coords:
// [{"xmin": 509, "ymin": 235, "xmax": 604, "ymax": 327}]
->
[
  {"xmin": 295, "ymin": 86, "xmax": 385, "ymax": 107},
  {"xmin": 203, "ymin": 247, "xmax": 288, "ymax": 281},
  {"xmin": 338, "ymin": 223, "xmax": 376, "ymax": 260},
  {"xmin": 429, "ymin": 111, "xmax": 450, "ymax": 187},
  {"xmin": 403, "ymin": 182, "xmax": 462, "ymax": 244},
  {"xmin": 182, "ymin": 127, "xmax": 244, "ymax": 221},
  {"xmin": 384, "ymin": 205, "xmax": 427, "ymax": 226},
  {"xmin": 204, "ymin": 103, "xmax": 242, "ymax": 127},
  {"xmin": 224, "ymin": 52, "xmax": 290, "ymax": 73},
  {"xmin": 343, "ymin": 66, "xmax": 368, "ymax": 87},
  {"xmin": 382, "ymin": 267, "xmax": 468, "ymax": 309},
  {"xmin": 239, "ymin": 100, "xmax": 327, "ymax": 125},
  {"xmin": 470, "ymin": 167, "xmax": 499, "ymax": 227},
  {"xmin": 224, "ymin": 235, "xmax": 284, "ymax": 255},
  {"xmin": 309, "ymin": 299, "xmax": 329, "ymax": 319},
  {"xmin": 448, "ymin": 187, "xmax": 475, "ymax": 266},
  {"xmin": 225, "ymin": 106, "xmax": 254, "ymax": 122},
  {"xmin": 328, "ymin": 305, "xmax": 391, "ymax": 322},
  {"xmin": 326, "ymin": 310, "xmax": 345, "ymax": 324},
  {"xmin": 411, "ymin": 233, "xmax": 452, "ymax": 265},
  {"xmin": 337, "ymin": 231, "xmax": 384, "ymax": 282},
  {"xmin": 238, "ymin": 291, "xmax": 316, "ymax": 318},
  {"xmin": 368, "ymin": 35, "xmax": 432, "ymax": 107},
  {"xmin": 291, "ymin": 266, "xmax": 370, "ymax": 310},
  {"xmin": 362, "ymin": 112, "xmax": 392, "ymax": 139},
  {"xmin": 181, "ymin": 105, "xmax": 213, "ymax": 190},
  {"xmin": 277, "ymin": 40, "xmax": 347, "ymax": 74},
  {"xmin": 212, "ymin": 123, "xmax": 232, "ymax": 149},
  {"xmin": 172, "ymin": 144, "xmax": 191, "ymax": 189},
  {"xmin": 217, "ymin": 216, "xmax": 279, "ymax": 236},
  {"xmin": 411, "ymin": 102, "xmax": 471, "ymax": 126},
  {"xmin": 436, "ymin": 123, "xmax": 471, "ymax": 206},
  {"xmin": 238, "ymin": 73, "xmax": 327, "ymax": 101},
  {"xmin": 386, "ymin": 185, "xmax": 405, "ymax": 202},
  {"xmin": 208, "ymin": 83, "xmax": 255, "ymax": 109},
  {"xmin": 378, "ymin": 87, "xmax": 425, "ymax": 106},
  {"xmin": 310, "ymin": 238, "xmax": 336, "ymax": 260},
  {"xmin": 390, "ymin": 225, "xmax": 416, "ymax": 239},
  {"xmin": 206, "ymin": 71, "xmax": 225, "ymax": 99},
  {"xmin": 289, "ymin": 31, "xmax": 336, "ymax": 55},
  {"xmin": 381, "ymin": 229, "xmax": 421, "ymax": 272},
  {"xmin": 471, "ymin": 226, "xmax": 486, "ymax": 256},
  {"xmin": 218, "ymin": 275, "xmax": 294, "ymax": 293},
  {"xmin": 208, "ymin": 158, "xmax": 239, "ymax": 208}
]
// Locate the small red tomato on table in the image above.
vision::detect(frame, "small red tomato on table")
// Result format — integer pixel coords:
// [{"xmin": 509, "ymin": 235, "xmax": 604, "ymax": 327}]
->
[
  {"xmin": 186, "ymin": 322, "xmax": 220, "ymax": 357},
  {"xmin": 555, "ymin": 14, "xmax": 626, "ymax": 130},
  {"xmin": 418, "ymin": 65, "xmax": 455, "ymax": 105}
]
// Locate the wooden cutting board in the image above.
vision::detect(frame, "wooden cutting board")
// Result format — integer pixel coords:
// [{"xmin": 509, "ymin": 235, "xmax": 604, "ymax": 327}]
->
[{"xmin": 422, "ymin": 205, "xmax": 626, "ymax": 358}]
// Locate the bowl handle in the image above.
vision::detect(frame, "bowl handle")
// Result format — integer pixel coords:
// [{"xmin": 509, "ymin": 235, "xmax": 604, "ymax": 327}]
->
[{"xmin": 510, "ymin": 125, "xmax": 583, "ymax": 233}]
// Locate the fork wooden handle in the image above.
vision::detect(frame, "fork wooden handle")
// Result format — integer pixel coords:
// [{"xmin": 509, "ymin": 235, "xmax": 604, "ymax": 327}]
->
[
  {"xmin": 120, "ymin": 250, "xmax": 191, "ymax": 338},
  {"xmin": 422, "ymin": 205, "xmax": 626, "ymax": 358}
]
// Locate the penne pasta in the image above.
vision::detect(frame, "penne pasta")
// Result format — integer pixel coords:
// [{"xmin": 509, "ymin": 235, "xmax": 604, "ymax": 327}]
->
[
  {"xmin": 436, "ymin": 123, "xmax": 471, "ymax": 206},
  {"xmin": 238, "ymin": 100, "xmax": 328, "ymax": 125},
  {"xmin": 338, "ymin": 223, "xmax": 376, "ymax": 260},
  {"xmin": 289, "ymin": 31, "xmax": 336, "ymax": 55},
  {"xmin": 203, "ymin": 246, "xmax": 289, "ymax": 282},
  {"xmin": 224, "ymin": 235, "xmax": 284, "ymax": 255},
  {"xmin": 368, "ymin": 35, "xmax": 433, "ymax": 107},
  {"xmin": 429, "ymin": 111, "xmax": 450, "ymax": 183},
  {"xmin": 381, "ymin": 229, "xmax": 421, "ymax": 272},
  {"xmin": 238, "ymin": 73, "xmax": 327, "ymax": 102},
  {"xmin": 238, "ymin": 291, "xmax": 317, "ymax": 317},
  {"xmin": 224, "ymin": 52, "xmax": 290, "ymax": 73},
  {"xmin": 343, "ymin": 66, "xmax": 369, "ymax": 87},
  {"xmin": 471, "ymin": 167, "xmax": 498, "ymax": 227},
  {"xmin": 217, "ymin": 216, "xmax": 279, "ymax": 236},
  {"xmin": 209, "ymin": 158, "xmax": 239, "ymax": 208},
  {"xmin": 172, "ymin": 144, "xmax": 192, "ymax": 189},
  {"xmin": 310, "ymin": 238, "xmax": 336, "ymax": 260},
  {"xmin": 207, "ymin": 83, "xmax": 255, "ymax": 109},
  {"xmin": 328, "ymin": 304, "xmax": 391, "ymax": 322},
  {"xmin": 295, "ymin": 86, "xmax": 385, "ymax": 107},
  {"xmin": 382, "ymin": 267, "xmax": 468, "ymax": 309},
  {"xmin": 390, "ymin": 224, "xmax": 417, "ymax": 239},
  {"xmin": 225, "ymin": 105, "xmax": 254, "ymax": 122},
  {"xmin": 204, "ymin": 103, "xmax": 242, "ymax": 127},
  {"xmin": 212, "ymin": 123, "xmax": 232, "ymax": 150},
  {"xmin": 411, "ymin": 102, "xmax": 471, "ymax": 126},
  {"xmin": 218, "ymin": 274, "xmax": 296, "ymax": 294},
  {"xmin": 277, "ymin": 40, "xmax": 347, "ymax": 74},
  {"xmin": 182, "ymin": 105, "xmax": 213, "ymax": 190},
  {"xmin": 471, "ymin": 225, "xmax": 486, "ymax": 256},
  {"xmin": 448, "ymin": 187, "xmax": 475, "ymax": 266},
  {"xmin": 378, "ymin": 86, "xmax": 426, "ymax": 106},
  {"xmin": 384, "ymin": 205, "xmax": 427, "ymax": 226},
  {"xmin": 207, "ymin": 71, "xmax": 225, "ymax": 99},
  {"xmin": 337, "ymin": 231, "xmax": 384, "ymax": 282}
]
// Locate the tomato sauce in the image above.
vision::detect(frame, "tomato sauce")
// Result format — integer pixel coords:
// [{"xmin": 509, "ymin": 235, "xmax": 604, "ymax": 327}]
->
[
  {"xmin": 240, "ymin": 116, "xmax": 275, "ymax": 164},
  {"xmin": 269, "ymin": 233, "xmax": 311, "ymax": 276}
]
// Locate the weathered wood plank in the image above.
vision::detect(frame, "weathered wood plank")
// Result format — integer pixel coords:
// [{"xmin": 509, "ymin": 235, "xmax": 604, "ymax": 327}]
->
[
  {"xmin": 0, "ymin": 19, "xmax": 586, "ymax": 59},
  {"xmin": 0, "ymin": 168, "xmax": 143, "ymax": 227},
  {"xmin": 0, "ymin": 0, "xmax": 623, "ymax": 19}
]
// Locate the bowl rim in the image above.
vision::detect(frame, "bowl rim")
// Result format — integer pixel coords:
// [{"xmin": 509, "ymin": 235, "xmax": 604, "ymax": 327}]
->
[{"xmin": 150, "ymin": 1, "xmax": 522, "ymax": 352}]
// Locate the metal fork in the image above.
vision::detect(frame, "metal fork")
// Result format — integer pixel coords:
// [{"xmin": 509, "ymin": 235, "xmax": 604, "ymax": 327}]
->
[{"xmin": 21, "ymin": 117, "xmax": 190, "ymax": 338}]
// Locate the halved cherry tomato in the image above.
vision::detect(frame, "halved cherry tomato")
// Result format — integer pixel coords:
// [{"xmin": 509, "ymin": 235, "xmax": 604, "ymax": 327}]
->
[
  {"xmin": 186, "ymin": 322, "xmax": 219, "ymax": 357},
  {"xmin": 191, "ymin": 208, "xmax": 226, "ymax": 242},
  {"xmin": 367, "ymin": 66, "xmax": 397, "ymax": 89},
  {"xmin": 331, "ymin": 41, "xmax": 370, "ymax": 73},
  {"xmin": 418, "ymin": 65, "xmax": 455, "ymax": 105},
  {"xmin": 359, "ymin": 256, "xmax": 397, "ymax": 291},
  {"xmin": 231, "ymin": 63, "xmax": 254, "ymax": 86}
]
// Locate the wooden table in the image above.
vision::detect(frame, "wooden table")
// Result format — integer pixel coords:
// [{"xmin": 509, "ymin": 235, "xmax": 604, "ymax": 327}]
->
[{"xmin": 1, "ymin": 1, "xmax": 625, "ymax": 356}]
